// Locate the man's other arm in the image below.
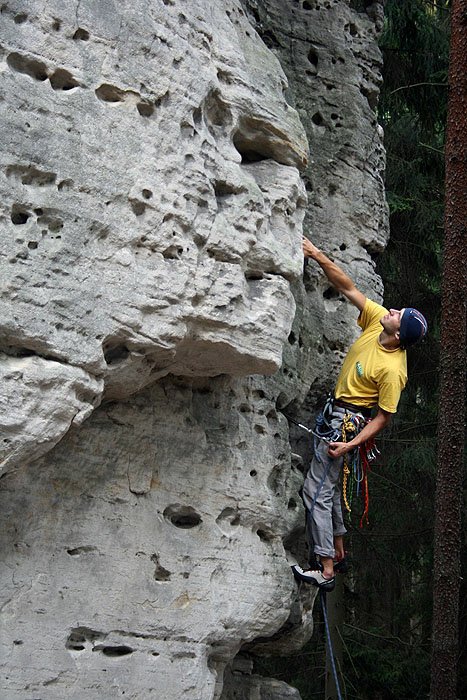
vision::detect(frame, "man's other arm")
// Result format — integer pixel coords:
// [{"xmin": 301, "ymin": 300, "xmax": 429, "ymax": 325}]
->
[
  {"xmin": 327, "ymin": 408, "xmax": 391, "ymax": 458},
  {"xmin": 303, "ymin": 237, "xmax": 366, "ymax": 312}
]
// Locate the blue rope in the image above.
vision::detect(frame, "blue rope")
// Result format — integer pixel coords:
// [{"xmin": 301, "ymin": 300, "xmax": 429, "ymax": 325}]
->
[{"xmin": 320, "ymin": 589, "xmax": 344, "ymax": 700}]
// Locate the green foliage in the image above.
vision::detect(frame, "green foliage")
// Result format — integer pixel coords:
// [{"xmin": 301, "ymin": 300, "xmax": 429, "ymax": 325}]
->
[
  {"xmin": 254, "ymin": 621, "xmax": 327, "ymax": 698},
  {"xmin": 342, "ymin": 630, "xmax": 430, "ymax": 699},
  {"xmin": 379, "ymin": 0, "xmax": 450, "ymax": 133}
]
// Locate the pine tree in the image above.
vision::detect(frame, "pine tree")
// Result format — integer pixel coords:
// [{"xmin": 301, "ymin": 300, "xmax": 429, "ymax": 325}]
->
[{"xmin": 430, "ymin": 1, "xmax": 467, "ymax": 696}]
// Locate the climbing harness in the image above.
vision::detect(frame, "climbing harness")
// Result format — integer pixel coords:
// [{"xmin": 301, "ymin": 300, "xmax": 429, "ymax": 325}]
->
[{"xmin": 286, "ymin": 397, "xmax": 381, "ymax": 527}]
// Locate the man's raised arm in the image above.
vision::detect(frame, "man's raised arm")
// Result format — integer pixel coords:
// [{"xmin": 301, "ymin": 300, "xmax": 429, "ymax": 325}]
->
[{"xmin": 302, "ymin": 237, "xmax": 366, "ymax": 312}]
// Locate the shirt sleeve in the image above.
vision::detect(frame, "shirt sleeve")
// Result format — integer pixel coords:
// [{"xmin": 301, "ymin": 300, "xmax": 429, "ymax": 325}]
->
[{"xmin": 358, "ymin": 299, "xmax": 387, "ymax": 333}]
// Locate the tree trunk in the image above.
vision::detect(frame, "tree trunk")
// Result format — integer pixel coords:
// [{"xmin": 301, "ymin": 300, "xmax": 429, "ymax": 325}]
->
[{"xmin": 430, "ymin": 2, "xmax": 467, "ymax": 698}]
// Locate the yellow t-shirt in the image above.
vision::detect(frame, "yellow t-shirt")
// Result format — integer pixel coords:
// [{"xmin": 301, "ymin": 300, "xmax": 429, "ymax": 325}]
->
[{"xmin": 334, "ymin": 299, "xmax": 407, "ymax": 413}]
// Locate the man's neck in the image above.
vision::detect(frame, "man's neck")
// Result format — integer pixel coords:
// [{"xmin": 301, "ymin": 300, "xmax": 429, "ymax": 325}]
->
[{"xmin": 378, "ymin": 331, "xmax": 401, "ymax": 351}]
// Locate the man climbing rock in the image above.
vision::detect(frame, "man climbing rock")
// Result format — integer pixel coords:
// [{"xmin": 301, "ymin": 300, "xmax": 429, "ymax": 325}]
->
[{"xmin": 292, "ymin": 237, "xmax": 427, "ymax": 592}]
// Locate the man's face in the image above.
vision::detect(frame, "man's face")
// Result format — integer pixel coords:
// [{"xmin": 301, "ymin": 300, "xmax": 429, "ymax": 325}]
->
[{"xmin": 380, "ymin": 308, "xmax": 405, "ymax": 336}]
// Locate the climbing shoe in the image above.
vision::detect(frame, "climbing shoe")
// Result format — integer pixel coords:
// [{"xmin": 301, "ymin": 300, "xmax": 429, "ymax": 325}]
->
[
  {"xmin": 291, "ymin": 565, "xmax": 335, "ymax": 592},
  {"xmin": 334, "ymin": 556, "xmax": 351, "ymax": 574}
]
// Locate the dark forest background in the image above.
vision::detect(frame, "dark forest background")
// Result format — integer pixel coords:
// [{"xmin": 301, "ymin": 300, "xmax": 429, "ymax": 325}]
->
[{"xmin": 255, "ymin": 1, "xmax": 466, "ymax": 698}]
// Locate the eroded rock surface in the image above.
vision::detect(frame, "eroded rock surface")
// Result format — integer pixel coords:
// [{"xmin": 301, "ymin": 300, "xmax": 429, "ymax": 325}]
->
[
  {"xmin": 0, "ymin": 376, "xmax": 304, "ymax": 699},
  {"xmin": 0, "ymin": 0, "xmax": 307, "ymax": 472},
  {"xmin": 0, "ymin": 1, "xmax": 387, "ymax": 698}
]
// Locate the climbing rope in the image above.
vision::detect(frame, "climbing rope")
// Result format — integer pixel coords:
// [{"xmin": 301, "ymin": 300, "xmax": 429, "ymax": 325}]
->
[
  {"xmin": 320, "ymin": 589, "xmax": 344, "ymax": 700},
  {"xmin": 341, "ymin": 413, "xmax": 380, "ymax": 527},
  {"xmin": 341, "ymin": 413, "xmax": 355, "ymax": 513}
]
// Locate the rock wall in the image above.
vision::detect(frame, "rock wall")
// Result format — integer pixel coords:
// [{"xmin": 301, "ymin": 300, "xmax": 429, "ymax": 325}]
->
[{"xmin": 0, "ymin": 1, "xmax": 387, "ymax": 698}]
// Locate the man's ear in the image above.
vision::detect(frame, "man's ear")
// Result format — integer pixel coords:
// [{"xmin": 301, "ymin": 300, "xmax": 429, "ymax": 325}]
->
[{"xmin": 395, "ymin": 330, "xmax": 400, "ymax": 341}]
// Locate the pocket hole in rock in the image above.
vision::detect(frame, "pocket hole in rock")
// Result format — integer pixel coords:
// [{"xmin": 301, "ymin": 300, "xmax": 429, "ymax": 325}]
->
[
  {"xmin": 95, "ymin": 84, "xmax": 125, "ymax": 103},
  {"xmin": 66, "ymin": 627, "xmax": 103, "ymax": 651},
  {"xmin": 67, "ymin": 546, "xmax": 98, "ymax": 556},
  {"xmin": 213, "ymin": 180, "xmax": 244, "ymax": 199},
  {"xmin": 130, "ymin": 199, "xmax": 146, "ymax": 216},
  {"xmin": 162, "ymin": 245, "xmax": 183, "ymax": 260},
  {"xmin": 11, "ymin": 207, "xmax": 30, "ymax": 225},
  {"xmin": 216, "ymin": 507, "xmax": 240, "ymax": 528},
  {"xmin": 151, "ymin": 554, "xmax": 171, "ymax": 581},
  {"xmin": 58, "ymin": 179, "xmax": 74, "ymax": 191},
  {"xmin": 259, "ymin": 29, "xmax": 280, "ymax": 50},
  {"xmin": 137, "ymin": 101, "xmax": 154, "ymax": 117},
  {"xmin": 312, "ymin": 112, "xmax": 324, "ymax": 126},
  {"xmin": 73, "ymin": 28, "xmax": 90, "ymax": 40},
  {"xmin": 163, "ymin": 504, "xmax": 202, "ymax": 529},
  {"xmin": 7, "ymin": 52, "xmax": 48, "ymax": 81},
  {"xmin": 103, "ymin": 343, "xmax": 130, "ymax": 366},
  {"xmin": 245, "ymin": 272, "xmax": 264, "ymax": 281},
  {"xmin": 256, "ymin": 528, "xmax": 274, "ymax": 543},
  {"xmin": 308, "ymin": 48, "xmax": 318, "ymax": 66},
  {"xmin": 49, "ymin": 68, "xmax": 80, "ymax": 91},
  {"xmin": 233, "ymin": 134, "xmax": 271, "ymax": 163},
  {"xmin": 323, "ymin": 286, "xmax": 339, "ymax": 300},
  {"xmin": 94, "ymin": 645, "xmax": 134, "ymax": 657}
]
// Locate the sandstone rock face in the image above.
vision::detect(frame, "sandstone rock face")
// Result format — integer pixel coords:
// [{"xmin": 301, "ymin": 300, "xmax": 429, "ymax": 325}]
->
[
  {"xmin": 0, "ymin": 0, "xmax": 307, "ymax": 473},
  {"xmin": 0, "ymin": 1, "xmax": 387, "ymax": 699},
  {"xmin": 1, "ymin": 376, "xmax": 304, "ymax": 699}
]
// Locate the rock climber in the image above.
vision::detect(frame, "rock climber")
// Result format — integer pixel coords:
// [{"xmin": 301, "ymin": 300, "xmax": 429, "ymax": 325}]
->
[{"xmin": 292, "ymin": 237, "xmax": 427, "ymax": 592}]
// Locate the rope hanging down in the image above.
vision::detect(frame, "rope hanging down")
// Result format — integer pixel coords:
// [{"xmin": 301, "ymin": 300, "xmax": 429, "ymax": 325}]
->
[
  {"xmin": 341, "ymin": 414, "xmax": 380, "ymax": 528},
  {"xmin": 320, "ymin": 589, "xmax": 343, "ymax": 700}
]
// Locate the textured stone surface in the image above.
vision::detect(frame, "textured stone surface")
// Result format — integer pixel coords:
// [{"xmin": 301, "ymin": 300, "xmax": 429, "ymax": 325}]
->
[
  {"xmin": 0, "ymin": 353, "xmax": 103, "ymax": 470},
  {"xmin": 0, "ymin": 1, "xmax": 388, "ymax": 698},
  {"xmin": 0, "ymin": 0, "xmax": 307, "ymax": 472},
  {"xmin": 0, "ymin": 376, "xmax": 304, "ymax": 699}
]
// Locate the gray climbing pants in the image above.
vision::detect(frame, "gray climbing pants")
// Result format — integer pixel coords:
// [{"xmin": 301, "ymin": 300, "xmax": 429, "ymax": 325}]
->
[{"xmin": 302, "ymin": 404, "xmax": 362, "ymax": 559}]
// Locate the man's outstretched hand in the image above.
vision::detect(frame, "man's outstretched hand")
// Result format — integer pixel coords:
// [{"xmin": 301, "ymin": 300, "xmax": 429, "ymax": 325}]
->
[{"xmin": 302, "ymin": 237, "xmax": 320, "ymax": 260}]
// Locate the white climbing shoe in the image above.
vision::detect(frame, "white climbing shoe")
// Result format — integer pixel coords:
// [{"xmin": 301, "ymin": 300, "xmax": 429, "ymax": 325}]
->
[{"xmin": 291, "ymin": 565, "xmax": 335, "ymax": 592}]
